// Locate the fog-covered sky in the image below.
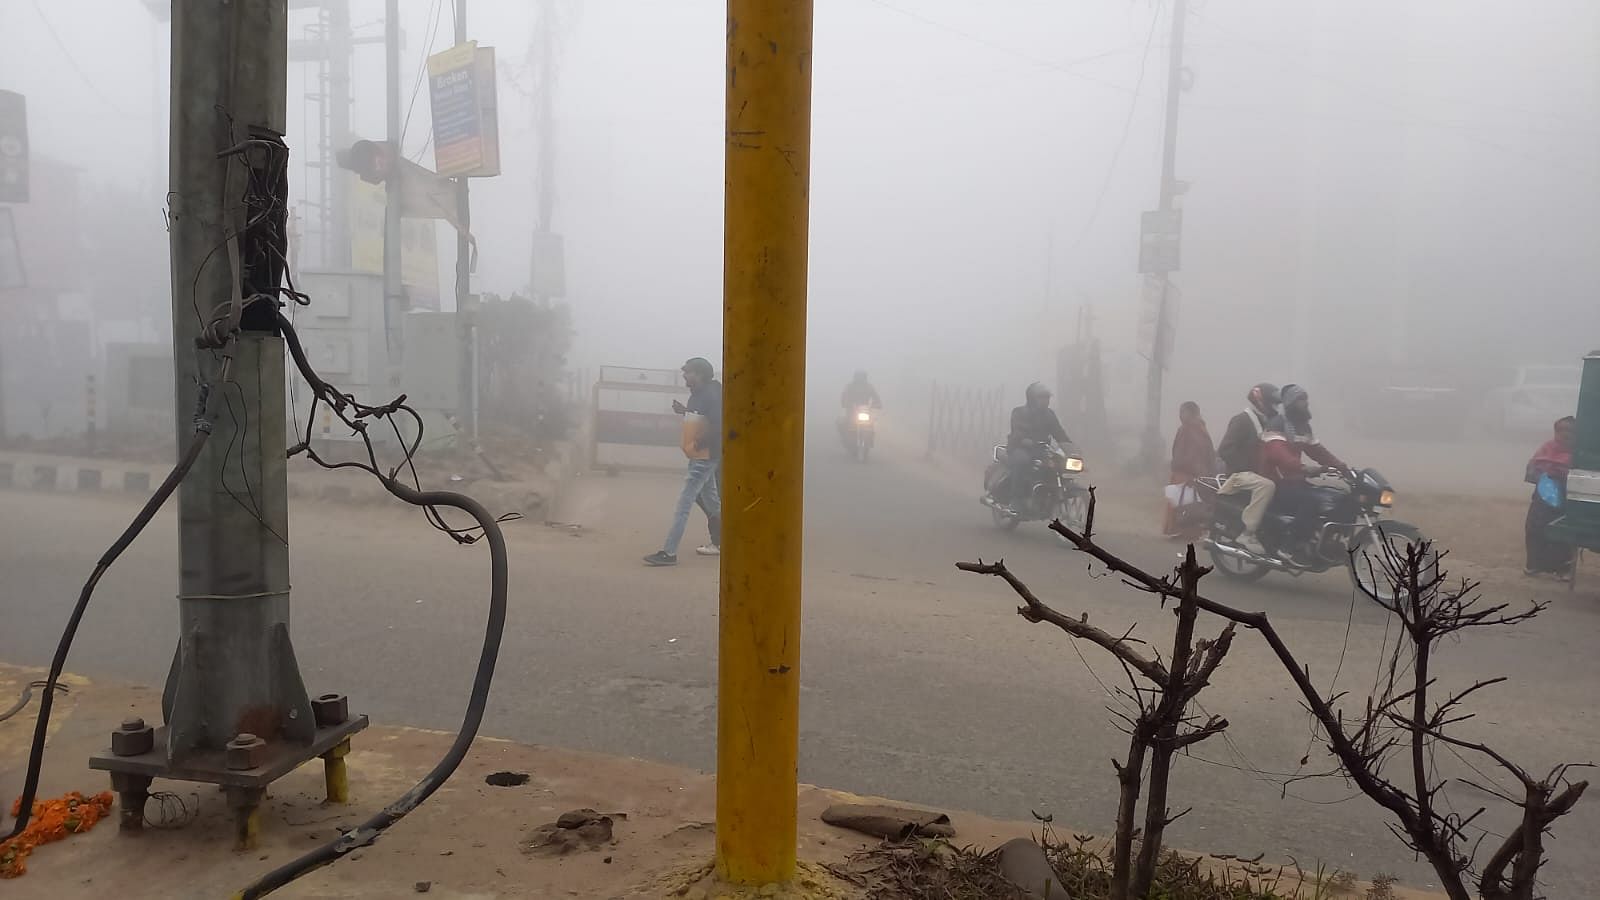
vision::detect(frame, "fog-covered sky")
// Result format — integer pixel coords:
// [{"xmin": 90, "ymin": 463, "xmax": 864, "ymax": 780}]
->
[{"xmin": 2, "ymin": 0, "xmax": 1597, "ymax": 422}]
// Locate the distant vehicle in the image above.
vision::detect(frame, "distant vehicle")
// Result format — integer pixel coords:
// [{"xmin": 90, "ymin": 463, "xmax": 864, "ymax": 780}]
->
[
  {"xmin": 1479, "ymin": 365, "xmax": 1581, "ymax": 435},
  {"xmin": 1349, "ymin": 368, "xmax": 1470, "ymax": 439}
]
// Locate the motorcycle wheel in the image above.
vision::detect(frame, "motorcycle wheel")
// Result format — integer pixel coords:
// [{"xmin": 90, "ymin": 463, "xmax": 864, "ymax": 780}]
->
[
  {"xmin": 1058, "ymin": 491, "xmax": 1089, "ymax": 533},
  {"xmin": 1208, "ymin": 542, "xmax": 1271, "ymax": 583},
  {"xmin": 1348, "ymin": 522, "xmax": 1437, "ymax": 602},
  {"xmin": 857, "ymin": 438, "xmax": 870, "ymax": 463}
]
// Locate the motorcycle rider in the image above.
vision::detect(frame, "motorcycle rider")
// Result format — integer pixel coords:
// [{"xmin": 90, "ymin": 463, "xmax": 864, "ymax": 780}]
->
[
  {"xmin": 1215, "ymin": 383, "xmax": 1280, "ymax": 554},
  {"xmin": 992, "ymin": 382, "xmax": 1072, "ymax": 515},
  {"xmin": 1259, "ymin": 384, "xmax": 1350, "ymax": 565},
  {"xmin": 841, "ymin": 371, "xmax": 882, "ymax": 411},
  {"xmin": 838, "ymin": 371, "xmax": 883, "ymax": 445}
]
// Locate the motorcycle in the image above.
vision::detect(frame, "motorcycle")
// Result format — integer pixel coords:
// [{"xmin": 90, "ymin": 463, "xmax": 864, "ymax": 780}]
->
[
  {"xmin": 980, "ymin": 442, "xmax": 1089, "ymax": 534},
  {"xmin": 1193, "ymin": 468, "xmax": 1435, "ymax": 600},
  {"xmin": 840, "ymin": 405, "xmax": 876, "ymax": 462}
]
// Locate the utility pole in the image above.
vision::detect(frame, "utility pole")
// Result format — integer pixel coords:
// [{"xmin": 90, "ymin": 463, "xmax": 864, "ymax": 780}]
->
[
  {"xmin": 1140, "ymin": 0, "xmax": 1187, "ymax": 467},
  {"xmin": 535, "ymin": 0, "xmax": 555, "ymax": 241},
  {"xmin": 453, "ymin": 0, "xmax": 476, "ymax": 440},
  {"xmin": 89, "ymin": 0, "xmax": 364, "ymax": 844},
  {"xmin": 718, "ymin": 0, "xmax": 813, "ymax": 886},
  {"xmin": 384, "ymin": 0, "xmax": 404, "ymax": 361}
]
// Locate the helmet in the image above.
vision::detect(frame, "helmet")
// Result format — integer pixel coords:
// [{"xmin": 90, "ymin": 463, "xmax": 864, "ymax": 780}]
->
[
  {"xmin": 683, "ymin": 357, "xmax": 715, "ymax": 381},
  {"xmin": 1025, "ymin": 382, "xmax": 1052, "ymax": 404},
  {"xmin": 1280, "ymin": 383, "xmax": 1308, "ymax": 408},
  {"xmin": 1248, "ymin": 383, "xmax": 1280, "ymax": 415}
]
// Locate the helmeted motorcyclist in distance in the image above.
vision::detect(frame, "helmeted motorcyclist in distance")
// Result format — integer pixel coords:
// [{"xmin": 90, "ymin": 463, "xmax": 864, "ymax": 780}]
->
[
  {"xmin": 991, "ymin": 382, "xmax": 1071, "ymax": 514},
  {"xmin": 1216, "ymin": 383, "xmax": 1281, "ymax": 554},
  {"xmin": 841, "ymin": 371, "xmax": 882, "ymax": 411}
]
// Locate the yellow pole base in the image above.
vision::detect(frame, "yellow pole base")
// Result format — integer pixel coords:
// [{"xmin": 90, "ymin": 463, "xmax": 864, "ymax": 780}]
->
[{"xmin": 322, "ymin": 739, "xmax": 352, "ymax": 805}]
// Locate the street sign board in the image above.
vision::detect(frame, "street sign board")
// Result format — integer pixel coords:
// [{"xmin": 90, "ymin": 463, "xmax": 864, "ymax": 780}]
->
[
  {"xmin": 348, "ymin": 178, "xmax": 442, "ymax": 310},
  {"xmin": 426, "ymin": 42, "xmax": 501, "ymax": 178},
  {"xmin": 0, "ymin": 207, "xmax": 24, "ymax": 289},
  {"xmin": 1136, "ymin": 274, "xmax": 1178, "ymax": 365},
  {"xmin": 0, "ymin": 90, "xmax": 29, "ymax": 203},
  {"xmin": 1138, "ymin": 209, "xmax": 1181, "ymax": 275}
]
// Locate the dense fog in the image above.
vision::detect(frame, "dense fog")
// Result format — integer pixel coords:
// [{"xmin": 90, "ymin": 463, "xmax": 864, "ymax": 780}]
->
[{"xmin": 2, "ymin": 0, "xmax": 1597, "ymax": 450}]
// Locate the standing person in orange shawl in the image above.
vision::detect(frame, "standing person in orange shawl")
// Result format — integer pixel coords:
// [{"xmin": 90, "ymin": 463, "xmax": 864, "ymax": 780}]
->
[{"xmin": 1164, "ymin": 401, "xmax": 1217, "ymax": 539}]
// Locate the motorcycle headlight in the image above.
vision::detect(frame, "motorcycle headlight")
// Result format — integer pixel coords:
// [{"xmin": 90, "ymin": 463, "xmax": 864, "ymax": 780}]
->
[
  {"xmin": 1378, "ymin": 489, "xmax": 1394, "ymax": 507},
  {"xmin": 856, "ymin": 411, "xmax": 872, "ymax": 423},
  {"xmin": 1064, "ymin": 456, "xmax": 1085, "ymax": 473}
]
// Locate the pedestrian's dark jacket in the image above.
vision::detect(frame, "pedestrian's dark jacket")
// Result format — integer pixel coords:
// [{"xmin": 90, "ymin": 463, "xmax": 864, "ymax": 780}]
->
[
  {"xmin": 686, "ymin": 380, "xmax": 723, "ymax": 460},
  {"xmin": 1218, "ymin": 408, "xmax": 1267, "ymax": 475},
  {"xmin": 1007, "ymin": 404, "xmax": 1070, "ymax": 449}
]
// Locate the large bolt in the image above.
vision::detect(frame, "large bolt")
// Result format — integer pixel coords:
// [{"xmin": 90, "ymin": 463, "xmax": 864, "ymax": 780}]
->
[
  {"xmin": 312, "ymin": 693, "xmax": 349, "ymax": 728},
  {"xmin": 225, "ymin": 732, "xmax": 268, "ymax": 771},
  {"xmin": 111, "ymin": 717, "xmax": 155, "ymax": 757}
]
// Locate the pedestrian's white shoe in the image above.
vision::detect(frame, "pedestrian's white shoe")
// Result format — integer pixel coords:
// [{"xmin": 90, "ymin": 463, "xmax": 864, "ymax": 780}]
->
[
  {"xmin": 695, "ymin": 544, "xmax": 721, "ymax": 557},
  {"xmin": 1238, "ymin": 533, "xmax": 1265, "ymax": 555}
]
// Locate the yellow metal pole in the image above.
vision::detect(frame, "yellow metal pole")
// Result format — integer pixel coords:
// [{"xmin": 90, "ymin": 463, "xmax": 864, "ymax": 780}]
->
[{"xmin": 717, "ymin": 0, "xmax": 813, "ymax": 886}]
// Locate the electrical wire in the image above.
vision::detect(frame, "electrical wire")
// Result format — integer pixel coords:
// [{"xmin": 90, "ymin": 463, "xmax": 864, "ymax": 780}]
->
[
  {"xmin": 25, "ymin": 0, "xmax": 136, "ymax": 120},
  {"xmin": 858, "ymin": 0, "xmax": 1141, "ymax": 95},
  {"xmin": 229, "ymin": 312, "xmax": 509, "ymax": 899},
  {"xmin": 1060, "ymin": 0, "xmax": 1165, "ymax": 260},
  {"xmin": 400, "ymin": 0, "xmax": 446, "ymax": 148},
  {"xmin": 0, "ymin": 681, "xmax": 67, "ymax": 724},
  {"xmin": 6, "ymin": 363, "xmax": 229, "ymax": 839}
]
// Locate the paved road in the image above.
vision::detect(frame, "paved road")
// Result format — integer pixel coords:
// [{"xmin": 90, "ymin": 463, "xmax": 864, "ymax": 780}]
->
[{"xmin": 2, "ymin": 429, "xmax": 1596, "ymax": 893}]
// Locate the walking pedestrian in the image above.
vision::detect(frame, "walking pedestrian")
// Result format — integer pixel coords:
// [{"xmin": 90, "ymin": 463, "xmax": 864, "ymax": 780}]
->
[{"xmin": 644, "ymin": 357, "xmax": 723, "ymax": 567}]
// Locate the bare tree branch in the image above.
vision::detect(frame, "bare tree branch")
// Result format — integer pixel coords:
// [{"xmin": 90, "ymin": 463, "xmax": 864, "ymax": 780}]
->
[{"xmin": 956, "ymin": 559, "xmax": 1169, "ymax": 684}]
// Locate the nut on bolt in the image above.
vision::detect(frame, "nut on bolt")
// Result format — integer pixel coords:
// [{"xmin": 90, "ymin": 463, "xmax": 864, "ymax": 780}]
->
[
  {"xmin": 312, "ymin": 693, "xmax": 349, "ymax": 728},
  {"xmin": 225, "ymin": 733, "xmax": 268, "ymax": 770},
  {"xmin": 111, "ymin": 717, "xmax": 155, "ymax": 757}
]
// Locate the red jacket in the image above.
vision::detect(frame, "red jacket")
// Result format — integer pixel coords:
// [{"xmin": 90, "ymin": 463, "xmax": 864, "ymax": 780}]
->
[{"xmin": 1258, "ymin": 434, "xmax": 1344, "ymax": 483}]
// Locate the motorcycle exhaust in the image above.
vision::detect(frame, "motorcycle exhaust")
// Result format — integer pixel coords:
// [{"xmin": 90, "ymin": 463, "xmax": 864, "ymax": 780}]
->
[{"xmin": 1201, "ymin": 538, "xmax": 1286, "ymax": 569}]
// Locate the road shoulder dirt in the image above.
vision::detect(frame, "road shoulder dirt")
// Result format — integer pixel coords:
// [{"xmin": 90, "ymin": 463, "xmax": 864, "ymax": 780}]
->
[{"xmin": 1, "ymin": 664, "xmax": 1442, "ymax": 899}]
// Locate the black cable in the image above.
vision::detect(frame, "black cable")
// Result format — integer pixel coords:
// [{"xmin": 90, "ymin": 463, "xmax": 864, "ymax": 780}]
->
[
  {"xmin": 233, "ymin": 314, "xmax": 508, "ymax": 898},
  {"xmin": 6, "ymin": 372, "xmax": 224, "ymax": 839}
]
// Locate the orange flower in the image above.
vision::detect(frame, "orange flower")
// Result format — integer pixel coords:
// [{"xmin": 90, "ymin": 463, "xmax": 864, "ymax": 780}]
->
[{"xmin": 0, "ymin": 791, "xmax": 115, "ymax": 878}]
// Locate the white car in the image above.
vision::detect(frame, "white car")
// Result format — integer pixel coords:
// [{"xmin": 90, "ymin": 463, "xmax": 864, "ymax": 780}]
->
[{"xmin": 1481, "ymin": 365, "xmax": 1580, "ymax": 435}]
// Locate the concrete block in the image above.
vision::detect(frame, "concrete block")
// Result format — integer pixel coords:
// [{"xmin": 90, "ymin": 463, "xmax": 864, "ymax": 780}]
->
[
  {"xmin": 0, "ymin": 461, "xmax": 13, "ymax": 488},
  {"xmin": 123, "ymin": 471, "xmax": 152, "ymax": 493},
  {"xmin": 77, "ymin": 468, "xmax": 103, "ymax": 491}
]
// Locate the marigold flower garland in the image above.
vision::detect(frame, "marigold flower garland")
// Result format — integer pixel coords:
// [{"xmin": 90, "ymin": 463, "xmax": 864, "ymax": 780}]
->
[{"xmin": 2, "ymin": 791, "xmax": 117, "ymax": 878}]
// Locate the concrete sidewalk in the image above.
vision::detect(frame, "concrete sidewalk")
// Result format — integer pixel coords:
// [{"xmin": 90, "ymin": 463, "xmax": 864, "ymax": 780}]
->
[
  {"xmin": 0, "ymin": 664, "xmax": 1442, "ymax": 899},
  {"xmin": 0, "ymin": 439, "xmax": 580, "ymax": 523}
]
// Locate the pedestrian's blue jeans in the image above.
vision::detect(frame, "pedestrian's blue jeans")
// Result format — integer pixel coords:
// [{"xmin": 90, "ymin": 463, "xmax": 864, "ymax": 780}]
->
[{"xmin": 663, "ymin": 458, "xmax": 721, "ymax": 555}]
